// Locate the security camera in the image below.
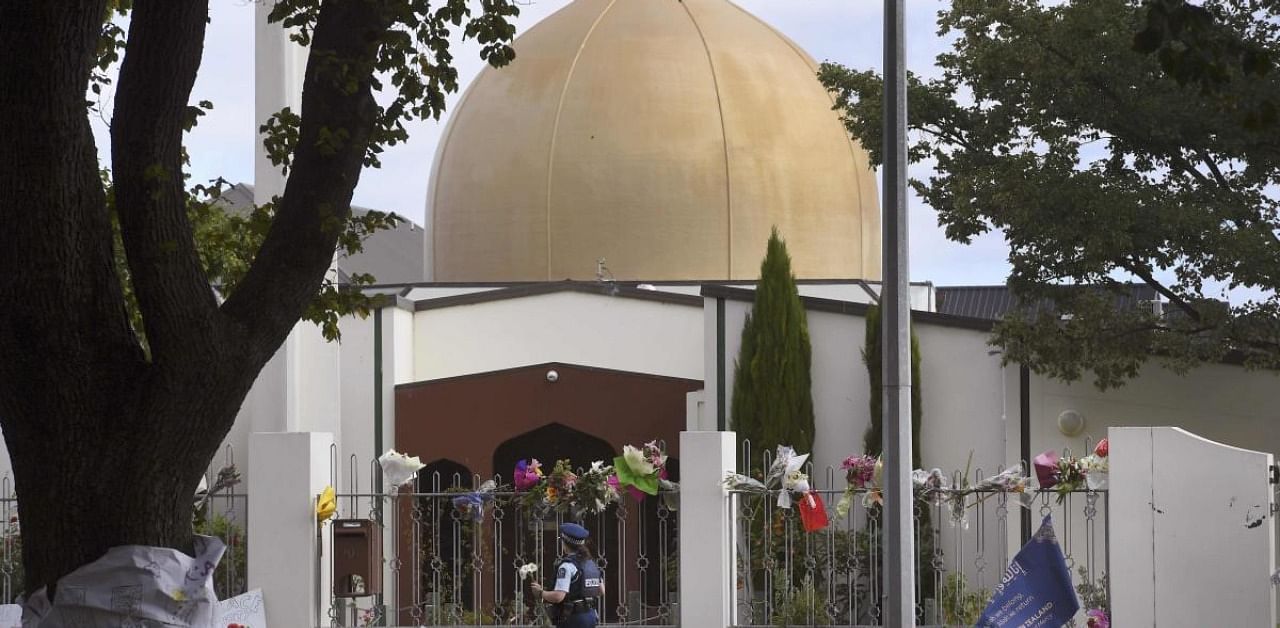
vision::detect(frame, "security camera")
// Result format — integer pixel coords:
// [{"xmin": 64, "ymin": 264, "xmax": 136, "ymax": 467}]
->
[{"xmin": 546, "ymin": 370, "xmax": 559, "ymax": 383}]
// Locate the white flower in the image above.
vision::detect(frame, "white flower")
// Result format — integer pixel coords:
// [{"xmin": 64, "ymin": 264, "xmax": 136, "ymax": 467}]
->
[
  {"xmin": 590, "ymin": 460, "xmax": 605, "ymax": 473},
  {"xmin": 783, "ymin": 469, "xmax": 810, "ymax": 493},
  {"xmin": 1079, "ymin": 454, "xmax": 1109, "ymax": 490},
  {"xmin": 379, "ymin": 449, "xmax": 425, "ymax": 489},
  {"xmin": 519, "ymin": 563, "xmax": 538, "ymax": 580},
  {"xmin": 623, "ymin": 445, "xmax": 656, "ymax": 476}
]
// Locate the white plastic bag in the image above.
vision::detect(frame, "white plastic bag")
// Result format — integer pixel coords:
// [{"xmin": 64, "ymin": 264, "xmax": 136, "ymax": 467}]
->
[{"xmin": 23, "ymin": 534, "xmax": 225, "ymax": 627}]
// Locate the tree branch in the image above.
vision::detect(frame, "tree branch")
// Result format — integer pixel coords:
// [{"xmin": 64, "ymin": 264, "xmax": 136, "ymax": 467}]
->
[
  {"xmin": 1194, "ymin": 147, "xmax": 1233, "ymax": 189},
  {"xmin": 1120, "ymin": 259, "xmax": 1204, "ymax": 323},
  {"xmin": 221, "ymin": 0, "xmax": 394, "ymax": 361},
  {"xmin": 111, "ymin": 0, "xmax": 221, "ymax": 365}
]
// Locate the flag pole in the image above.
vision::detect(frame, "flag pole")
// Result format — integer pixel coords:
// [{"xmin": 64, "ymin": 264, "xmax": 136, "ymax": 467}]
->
[{"xmin": 881, "ymin": 0, "xmax": 916, "ymax": 625}]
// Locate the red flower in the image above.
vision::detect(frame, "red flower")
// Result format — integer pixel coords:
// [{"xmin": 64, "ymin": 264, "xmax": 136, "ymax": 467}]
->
[{"xmin": 1094, "ymin": 438, "xmax": 1109, "ymax": 458}]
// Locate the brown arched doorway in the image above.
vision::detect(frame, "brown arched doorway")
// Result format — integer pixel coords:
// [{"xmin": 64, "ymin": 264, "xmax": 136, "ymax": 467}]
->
[
  {"xmin": 492, "ymin": 423, "xmax": 625, "ymax": 621},
  {"xmin": 413, "ymin": 459, "xmax": 475, "ymax": 622}
]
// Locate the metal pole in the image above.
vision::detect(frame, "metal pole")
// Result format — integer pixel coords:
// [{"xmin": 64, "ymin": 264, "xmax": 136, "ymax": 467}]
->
[{"xmin": 881, "ymin": 0, "xmax": 916, "ymax": 626}]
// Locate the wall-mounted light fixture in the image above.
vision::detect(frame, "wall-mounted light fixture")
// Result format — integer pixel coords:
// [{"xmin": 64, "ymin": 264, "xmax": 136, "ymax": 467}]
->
[{"xmin": 1057, "ymin": 410, "xmax": 1085, "ymax": 437}]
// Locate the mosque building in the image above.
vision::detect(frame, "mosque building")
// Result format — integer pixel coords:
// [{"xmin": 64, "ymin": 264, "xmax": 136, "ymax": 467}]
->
[{"xmin": 221, "ymin": 0, "xmax": 1278, "ymax": 531}]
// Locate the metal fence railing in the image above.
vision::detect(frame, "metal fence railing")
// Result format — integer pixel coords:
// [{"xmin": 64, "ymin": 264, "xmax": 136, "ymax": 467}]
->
[
  {"xmin": 328, "ymin": 456, "xmax": 678, "ymax": 627},
  {"xmin": 728, "ymin": 445, "xmax": 1109, "ymax": 627}
]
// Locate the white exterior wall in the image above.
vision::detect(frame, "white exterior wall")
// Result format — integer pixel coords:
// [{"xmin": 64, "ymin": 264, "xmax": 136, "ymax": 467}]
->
[
  {"xmin": 710, "ymin": 296, "xmax": 1005, "ymax": 474},
  {"xmin": 804, "ymin": 308, "xmax": 868, "ymax": 474},
  {"xmin": 402, "ymin": 286, "xmax": 499, "ymax": 300},
  {"xmin": 338, "ymin": 314, "xmax": 375, "ymax": 494},
  {"xmin": 412, "ymin": 292, "xmax": 704, "ymax": 381},
  {"xmin": 1028, "ymin": 361, "xmax": 1280, "ymax": 460},
  {"xmin": 912, "ymin": 324, "xmax": 1008, "ymax": 474}
]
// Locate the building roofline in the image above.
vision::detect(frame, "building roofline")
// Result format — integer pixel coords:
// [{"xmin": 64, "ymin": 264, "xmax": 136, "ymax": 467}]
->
[
  {"xmin": 395, "ymin": 361, "xmax": 704, "ymax": 390},
  {"xmin": 411, "ymin": 280, "xmax": 704, "ymax": 312},
  {"xmin": 700, "ymin": 284, "xmax": 996, "ymax": 332},
  {"xmin": 368, "ymin": 278, "xmax": 935, "ymax": 291}
]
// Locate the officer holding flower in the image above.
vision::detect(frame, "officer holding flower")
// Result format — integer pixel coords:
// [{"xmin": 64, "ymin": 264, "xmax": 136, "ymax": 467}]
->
[{"xmin": 530, "ymin": 523, "xmax": 603, "ymax": 628}]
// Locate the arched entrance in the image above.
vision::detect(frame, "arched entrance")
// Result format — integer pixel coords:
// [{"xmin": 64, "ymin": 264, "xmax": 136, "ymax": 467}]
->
[
  {"xmin": 414, "ymin": 459, "xmax": 474, "ymax": 620},
  {"xmin": 493, "ymin": 423, "xmax": 625, "ymax": 621}
]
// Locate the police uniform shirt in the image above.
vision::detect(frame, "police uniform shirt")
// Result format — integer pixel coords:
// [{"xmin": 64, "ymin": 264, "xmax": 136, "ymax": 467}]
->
[{"xmin": 553, "ymin": 560, "xmax": 578, "ymax": 593}]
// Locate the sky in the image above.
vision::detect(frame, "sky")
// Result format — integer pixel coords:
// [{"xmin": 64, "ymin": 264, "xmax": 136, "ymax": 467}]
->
[{"xmin": 124, "ymin": 0, "xmax": 1014, "ymax": 286}]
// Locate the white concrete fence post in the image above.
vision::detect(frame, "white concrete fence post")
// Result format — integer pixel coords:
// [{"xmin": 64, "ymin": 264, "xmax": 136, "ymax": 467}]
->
[
  {"xmin": 248, "ymin": 431, "xmax": 334, "ymax": 627},
  {"xmin": 679, "ymin": 430, "xmax": 737, "ymax": 628},
  {"xmin": 1109, "ymin": 426, "xmax": 1276, "ymax": 627}
]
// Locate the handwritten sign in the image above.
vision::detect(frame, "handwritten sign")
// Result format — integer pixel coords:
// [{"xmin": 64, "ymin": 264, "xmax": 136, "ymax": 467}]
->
[
  {"xmin": 217, "ymin": 588, "xmax": 266, "ymax": 628},
  {"xmin": 977, "ymin": 515, "xmax": 1080, "ymax": 627},
  {"xmin": 0, "ymin": 604, "xmax": 19, "ymax": 628}
]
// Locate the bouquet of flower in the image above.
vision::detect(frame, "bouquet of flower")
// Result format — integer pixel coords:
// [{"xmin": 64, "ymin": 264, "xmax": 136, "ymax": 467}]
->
[
  {"xmin": 835, "ymin": 455, "xmax": 882, "ymax": 517},
  {"xmin": 1034, "ymin": 439, "xmax": 1109, "ymax": 503},
  {"xmin": 513, "ymin": 459, "xmax": 544, "ymax": 492},
  {"xmin": 1080, "ymin": 438, "xmax": 1109, "ymax": 490},
  {"xmin": 912, "ymin": 467, "xmax": 947, "ymax": 504},
  {"xmin": 721, "ymin": 473, "xmax": 767, "ymax": 493},
  {"xmin": 843, "ymin": 455, "xmax": 878, "ymax": 488},
  {"xmin": 1085, "ymin": 608, "xmax": 1110, "ymax": 627},
  {"xmin": 519, "ymin": 563, "xmax": 539, "ymax": 580},
  {"xmin": 379, "ymin": 449, "xmax": 425, "ymax": 490},
  {"xmin": 972, "ymin": 466, "xmax": 1028, "ymax": 494},
  {"xmin": 451, "ymin": 480, "xmax": 498, "ymax": 522},
  {"xmin": 613, "ymin": 441, "xmax": 668, "ymax": 498},
  {"xmin": 545, "ymin": 459, "xmax": 578, "ymax": 506},
  {"xmin": 574, "ymin": 461, "xmax": 620, "ymax": 515}
]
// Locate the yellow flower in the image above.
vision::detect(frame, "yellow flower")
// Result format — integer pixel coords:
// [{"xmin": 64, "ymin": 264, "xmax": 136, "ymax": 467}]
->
[
  {"xmin": 546, "ymin": 486, "xmax": 559, "ymax": 502},
  {"xmin": 316, "ymin": 486, "xmax": 337, "ymax": 523}
]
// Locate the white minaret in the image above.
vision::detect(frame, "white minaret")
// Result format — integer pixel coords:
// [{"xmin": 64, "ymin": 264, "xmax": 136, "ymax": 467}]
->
[
  {"xmin": 246, "ymin": 3, "xmax": 342, "ymax": 440},
  {"xmin": 242, "ymin": 5, "xmax": 339, "ymax": 625}
]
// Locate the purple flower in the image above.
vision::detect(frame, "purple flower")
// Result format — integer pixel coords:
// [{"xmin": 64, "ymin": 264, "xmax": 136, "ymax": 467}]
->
[
  {"xmin": 842, "ymin": 455, "xmax": 877, "ymax": 488},
  {"xmin": 1033, "ymin": 450, "xmax": 1060, "ymax": 489},
  {"xmin": 513, "ymin": 459, "xmax": 543, "ymax": 491},
  {"xmin": 1086, "ymin": 608, "xmax": 1110, "ymax": 628}
]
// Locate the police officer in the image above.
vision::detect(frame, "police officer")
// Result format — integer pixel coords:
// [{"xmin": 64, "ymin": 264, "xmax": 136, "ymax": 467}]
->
[{"xmin": 530, "ymin": 523, "xmax": 603, "ymax": 628}]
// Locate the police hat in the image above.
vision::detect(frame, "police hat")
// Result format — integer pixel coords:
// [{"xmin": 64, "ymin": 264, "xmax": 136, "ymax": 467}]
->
[{"xmin": 559, "ymin": 522, "xmax": 590, "ymax": 546}]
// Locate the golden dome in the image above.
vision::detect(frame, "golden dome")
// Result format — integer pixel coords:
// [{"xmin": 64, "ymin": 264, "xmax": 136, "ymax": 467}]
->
[{"xmin": 425, "ymin": 0, "xmax": 881, "ymax": 281}]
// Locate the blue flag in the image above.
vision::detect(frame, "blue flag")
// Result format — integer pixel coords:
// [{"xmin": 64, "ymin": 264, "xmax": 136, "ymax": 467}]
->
[{"xmin": 976, "ymin": 515, "xmax": 1079, "ymax": 627}]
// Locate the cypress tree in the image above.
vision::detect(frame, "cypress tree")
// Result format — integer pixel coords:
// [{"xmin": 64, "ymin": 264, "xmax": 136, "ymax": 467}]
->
[
  {"xmin": 730, "ymin": 229, "xmax": 816, "ymax": 462},
  {"xmin": 862, "ymin": 304, "xmax": 923, "ymax": 468}
]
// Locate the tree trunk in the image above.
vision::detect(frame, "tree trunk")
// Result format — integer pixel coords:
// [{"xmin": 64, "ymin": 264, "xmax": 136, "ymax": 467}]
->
[{"xmin": 0, "ymin": 0, "xmax": 393, "ymax": 599}]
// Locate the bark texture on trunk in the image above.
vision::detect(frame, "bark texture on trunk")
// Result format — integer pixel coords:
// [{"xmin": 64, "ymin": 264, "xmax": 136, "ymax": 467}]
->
[{"xmin": 0, "ymin": 0, "xmax": 394, "ymax": 597}]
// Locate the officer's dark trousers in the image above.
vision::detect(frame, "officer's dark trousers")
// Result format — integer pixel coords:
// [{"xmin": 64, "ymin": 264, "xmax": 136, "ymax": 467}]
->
[{"xmin": 556, "ymin": 609, "xmax": 598, "ymax": 628}]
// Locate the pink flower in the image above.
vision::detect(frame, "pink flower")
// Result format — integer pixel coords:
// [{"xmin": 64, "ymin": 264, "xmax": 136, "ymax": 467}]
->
[
  {"xmin": 607, "ymin": 474, "xmax": 620, "ymax": 489},
  {"xmin": 1085, "ymin": 608, "xmax": 1109, "ymax": 628},
  {"xmin": 842, "ymin": 455, "xmax": 877, "ymax": 488},
  {"xmin": 1033, "ymin": 450, "xmax": 1060, "ymax": 489},
  {"xmin": 514, "ymin": 459, "xmax": 543, "ymax": 492}
]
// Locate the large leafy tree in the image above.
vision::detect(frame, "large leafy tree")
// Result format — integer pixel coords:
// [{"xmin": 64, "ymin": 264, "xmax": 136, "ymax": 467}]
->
[
  {"xmin": 730, "ymin": 229, "xmax": 816, "ymax": 463},
  {"xmin": 820, "ymin": 0, "xmax": 1280, "ymax": 388},
  {"xmin": 0, "ymin": 0, "xmax": 517, "ymax": 594},
  {"xmin": 1136, "ymin": 0, "xmax": 1275, "ymax": 125}
]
